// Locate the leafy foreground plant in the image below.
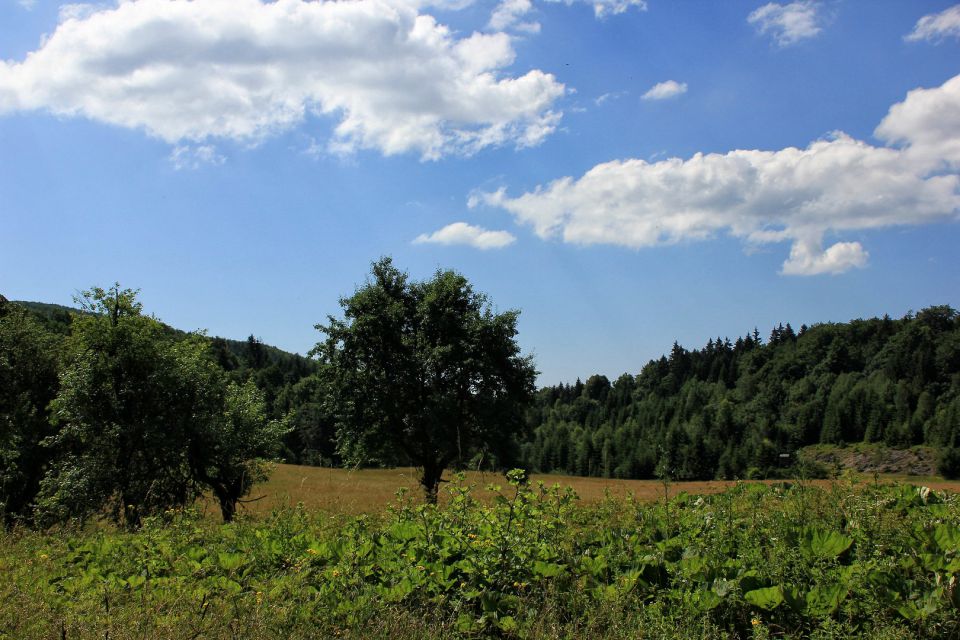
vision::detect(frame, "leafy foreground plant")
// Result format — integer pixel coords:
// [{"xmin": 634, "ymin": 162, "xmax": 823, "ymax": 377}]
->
[{"xmin": 1, "ymin": 475, "xmax": 959, "ymax": 639}]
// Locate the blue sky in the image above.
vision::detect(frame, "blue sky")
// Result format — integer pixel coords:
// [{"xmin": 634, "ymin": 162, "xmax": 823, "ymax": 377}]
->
[{"xmin": 2, "ymin": 0, "xmax": 959, "ymax": 385}]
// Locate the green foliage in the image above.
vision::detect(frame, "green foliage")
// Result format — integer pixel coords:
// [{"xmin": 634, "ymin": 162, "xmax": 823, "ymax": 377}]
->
[
  {"xmin": 314, "ymin": 258, "xmax": 537, "ymax": 501},
  {"xmin": 34, "ymin": 285, "xmax": 285, "ymax": 527},
  {"xmin": 939, "ymin": 448, "xmax": 960, "ymax": 480},
  {"xmin": 191, "ymin": 381, "xmax": 289, "ymax": 522},
  {"xmin": 525, "ymin": 308, "xmax": 960, "ymax": 481},
  {"xmin": 0, "ymin": 297, "xmax": 61, "ymax": 527},
  {"xmin": 3, "ymin": 479, "xmax": 959, "ymax": 638}
]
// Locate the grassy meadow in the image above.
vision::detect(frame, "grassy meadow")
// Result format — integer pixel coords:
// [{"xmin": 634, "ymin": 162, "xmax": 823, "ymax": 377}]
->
[
  {"xmin": 217, "ymin": 463, "xmax": 960, "ymax": 517},
  {"xmin": 3, "ymin": 466, "xmax": 960, "ymax": 639}
]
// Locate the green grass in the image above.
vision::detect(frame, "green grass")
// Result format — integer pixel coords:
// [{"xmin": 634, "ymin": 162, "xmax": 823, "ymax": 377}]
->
[{"xmin": 2, "ymin": 474, "xmax": 959, "ymax": 639}]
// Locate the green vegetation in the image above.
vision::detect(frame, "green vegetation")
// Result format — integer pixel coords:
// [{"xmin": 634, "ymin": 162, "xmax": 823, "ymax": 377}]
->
[
  {"xmin": 4, "ymin": 270, "xmax": 960, "ymax": 639},
  {"xmin": 2, "ymin": 476, "xmax": 958, "ymax": 639},
  {"xmin": 9, "ymin": 277, "xmax": 960, "ymax": 492},
  {"xmin": 0, "ymin": 287, "xmax": 286, "ymax": 527},
  {"xmin": 0, "ymin": 296, "xmax": 60, "ymax": 527},
  {"xmin": 523, "ymin": 306, "xmax": 960, "ymax": 481},
  {"xmin": 315, "ymin": 257, "xmax": 537, "ymax": 502}
]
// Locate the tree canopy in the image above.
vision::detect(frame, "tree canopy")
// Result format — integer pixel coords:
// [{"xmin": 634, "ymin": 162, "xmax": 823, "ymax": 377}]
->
[
  {"xmin": 314, "ymin": 258, "xmax": 537, "ymax": 501},
  {"xmin": 33, "ymin": 285, "xmax": 284, "ymax": 527},
  {"xmin": 0, "ymin": 296, "xmax": 60, "ymax": 527}
]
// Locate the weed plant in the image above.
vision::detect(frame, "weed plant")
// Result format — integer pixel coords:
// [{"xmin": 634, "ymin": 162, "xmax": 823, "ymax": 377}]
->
[{"xmin": 1, "ymin": 473, "xmax": 958, "ymax": 639}]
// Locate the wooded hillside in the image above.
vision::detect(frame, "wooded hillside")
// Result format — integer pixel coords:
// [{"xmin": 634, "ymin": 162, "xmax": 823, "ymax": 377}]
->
[{"xmin": 521, "ymin": 306, "xmax": 960, "ymax": 480}]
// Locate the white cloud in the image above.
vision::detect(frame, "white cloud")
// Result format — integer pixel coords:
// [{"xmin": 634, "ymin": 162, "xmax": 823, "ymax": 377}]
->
[
  {"xmin": 641, "ymin": 80, "xmax": 687, "ymax": 101},
  {"xmin": 905, "ymin": 4, "xmax": 960, "ymax": 43},
  {"xmin": 488, "ymin": 0, "xmax": 540, "ymax": 33},
  {"xmin": 875, "ymin": 73, "xmax": 960, "ymax": 170},
  {"xmin": 748, "ymin": 1, "xmax": 821, "ymax": 46},
  {"xmin": 19, "ymin": 0, "xmax": 37, "ymax": 9},
  {"xmin": 0, "ymin": 0, "xmax": 565, "ymax": 160},
  {"xmin": 475, "ymin": 74, "xmax": 960, "ymax": 276},
  {"xmin": 414, "ymin": 222, "xmax": 516, "ymax": 249},
  {"xmin": 169, "ymin": 144, "xmax": 226, "ymax": 170},
  {"xmin": 781, "ymin": 238, "xmax": 867, "ymax": 276},
  {"xmin": 544, "ymin": 0, "xmax": 646, "ymax": 19}
]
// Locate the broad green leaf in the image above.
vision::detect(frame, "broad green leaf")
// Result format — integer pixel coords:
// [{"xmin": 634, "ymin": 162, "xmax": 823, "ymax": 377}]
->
[
  {"xmin": 744, "ymin": 585, "xmax": 784, "ymax": 610},
  {"xmin": 533, "ymin": 561, "xmax": 565, "ymax": 578},
  {"xmin": 217, "ymin": 551, "xmax": 247, "ymax": 572},
  {"xmin": 934, "ymin": 525, "xmax": 960, "ymax": 553},
  {"xmin": 806, "ymin": 583, "xmax": 846, "ymax": 617},
  {"xmin": 693, "ymin": 589, "xmax": 723, "ymax": 612},
  {"xmin": 801, "ymin": 528, "xmax": 853, "ymax": 560}
]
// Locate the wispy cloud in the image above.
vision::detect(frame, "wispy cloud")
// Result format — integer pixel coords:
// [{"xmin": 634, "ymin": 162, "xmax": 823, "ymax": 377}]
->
[
  {"xmin": 476, "ymin": 74, "xmax": 960, "ymax": 276},
  {"xmin": 543, "ymin": 0, "xmax": 646, "ymax": 19},
  {"xmin": 414, "ymin": 222, "xmax": 516, "ymax": 249},
  {"xmin": 169, "ymin": 145, "xmax": 226, "ymax": 170},
  {"xmin": 905, "ymin": 4, "xmax": 960, "ymax": 43},
  {"xmin": 0, "ymin": 0, "xmax": 564, "ymax": 161},
  {"xmin": 595, "ymin": 91, "xmax": 626, "ymax": 106},
  {"xmin": 641, "ymin": 80, "xmax": 687, "ymax": 101},
  {"xmin": 748, "ymin": 1, "xmax": 822, "ymax": 46},
  {"xmin": 18, "ymin": 0, "xmax": 36, "ymax": 10}
]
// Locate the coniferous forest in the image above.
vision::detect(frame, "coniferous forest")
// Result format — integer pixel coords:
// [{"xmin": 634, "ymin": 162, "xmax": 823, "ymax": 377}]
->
[{"xmin": 520, "ymin": 307, "xmax": 960, "ymax": 480}]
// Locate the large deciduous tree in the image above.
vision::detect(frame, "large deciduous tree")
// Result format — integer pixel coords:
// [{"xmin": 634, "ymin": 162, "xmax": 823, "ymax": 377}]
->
[
  {"xmin": 37, "ymin": 285, "xmax": 284, "ymax": 527},
  {"xmin": 314, "ymin": 258, "xmax": 537, "ymax": 503}
]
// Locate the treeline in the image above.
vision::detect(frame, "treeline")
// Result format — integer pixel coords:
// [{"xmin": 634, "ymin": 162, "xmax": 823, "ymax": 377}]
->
[
  {"xmin": 8, "ymin": 288, "xmax": 960, "ymax": 505},
  {"xmin": 520, "ymin": 306, "xmax": 960, "ymax": 480}
]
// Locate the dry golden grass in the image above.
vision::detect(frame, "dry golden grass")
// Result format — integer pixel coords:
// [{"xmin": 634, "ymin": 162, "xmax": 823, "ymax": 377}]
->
[{"xmin": 221, "ymin": 464, "xmax": 960, "ymax": 519}]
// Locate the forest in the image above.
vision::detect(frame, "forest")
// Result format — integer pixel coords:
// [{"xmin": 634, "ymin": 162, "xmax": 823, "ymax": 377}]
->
[
  {"xmin": 521, "ymin": 306, "xmax": 960, "ymax": 481},
  {"xmin": 5, "ymin": 286, "xmax": 960, "ymax": 528}
]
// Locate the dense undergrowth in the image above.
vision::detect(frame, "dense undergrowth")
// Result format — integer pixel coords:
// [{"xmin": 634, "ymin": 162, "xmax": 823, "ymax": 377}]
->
[{"xmin": 2, "ymin": 474, "xmax": 959, "ymax": 639}]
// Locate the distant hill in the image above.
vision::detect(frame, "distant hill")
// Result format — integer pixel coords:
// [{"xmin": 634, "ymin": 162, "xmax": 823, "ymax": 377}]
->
[
  {"xmin": 13, "ymin": 299, "xmax": 312, "ymax": 367},
  {"xmin": 522, "ymin": 306, "xmax": 960, "ymax": 481}
]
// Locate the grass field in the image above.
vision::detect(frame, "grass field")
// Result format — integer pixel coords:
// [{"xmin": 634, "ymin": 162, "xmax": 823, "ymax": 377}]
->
[{"xmin": 220, "ymin": 463, "xmax": 960, "ymax": 518}]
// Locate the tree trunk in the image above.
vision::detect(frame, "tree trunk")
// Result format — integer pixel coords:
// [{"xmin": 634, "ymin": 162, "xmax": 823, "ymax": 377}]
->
[
  {"xmin": 210, "ymin": 482, "xmax": 238, "ymax": 523},
  {"xmin": 218, "ymin": 494, "xmax": 237, "ymax": 523},
  {"xmin": 419, "ymin": 461, "xmax": 444, "ymax": 505}
]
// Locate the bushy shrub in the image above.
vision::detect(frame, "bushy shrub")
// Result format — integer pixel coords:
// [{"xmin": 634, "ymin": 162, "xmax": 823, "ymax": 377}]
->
[{"xmin": 937, "ymin": 447, "xmax": 960, "ymax": 479}]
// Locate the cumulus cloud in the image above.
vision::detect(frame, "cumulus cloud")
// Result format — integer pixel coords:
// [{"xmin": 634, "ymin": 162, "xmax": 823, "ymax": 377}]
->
[
  {"xmin": 414, "ymin": 222, "xmax": 516, "ymax": 249},
  {"xmin": 748, "ymin": 1, "xmax": 821, "ymax": 46},
  {"xmin": 0, "ymin": 0, "xmax": 565, "ymax": 160},
  {"xmin": 544, "ymin": 0, "xmax": 646, "ymax": 19},
  {"xmin": 875, "ymin": 74, "xmax": 960, "ymax": 170},
  {"xmin": 905, "ymin": 4, "xmax": 960, "ymax": 43},
  {"xmin": 474, "ymin": 74, "xmax": 960, "ymax": 276},
  {"xmin": 641, "ymin": 80, "xmax": 687, "ymax": 101}
]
